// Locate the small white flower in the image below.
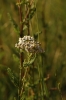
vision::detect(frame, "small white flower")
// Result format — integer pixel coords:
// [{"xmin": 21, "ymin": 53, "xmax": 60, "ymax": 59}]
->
[
  {"xmin": 15, "ymin": 43, "xmax": 17, "ymax": 47},
  {"xmin": 15, "ymin": 35, "xmax": 43, "ymax": 53},
  {"xmin": 19, "ymin": 37, "xmax": 22, "ymax": 41}
]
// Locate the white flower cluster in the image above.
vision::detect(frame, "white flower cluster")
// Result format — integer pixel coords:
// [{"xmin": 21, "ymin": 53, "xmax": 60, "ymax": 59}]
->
[{"xmin": 15, "ymin": 35, "xmax": 43, "ymax": 53}]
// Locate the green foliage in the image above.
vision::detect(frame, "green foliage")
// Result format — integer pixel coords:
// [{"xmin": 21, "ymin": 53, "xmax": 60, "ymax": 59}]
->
[
  {"xmin": 0, "ymin": 0, "xmax": 66, "ymax": 100},
  {"xmin": 28, "ymin": 6, "xmax": 36, "ymax": 20},
  {"xmin": 23, "ymin": 53, "xmax": 36, "ymax": 67},
  {"xmin": 33, "ymin": 31, "xmax": 42, "ymax": 40},
  {"xmin": 8, "ymin": 13, "xmax": 20, "ymax": 35},
  {"xmin": 13, "ymin": 54, "xmax": 19, "ymax": 63},
  {"xmin": 44, "ymin": 83, "xmax": 49, "ymax": 98},
  {"xmin": 7, "ymin": 68, "xmax": 19, "ymax": 87}
]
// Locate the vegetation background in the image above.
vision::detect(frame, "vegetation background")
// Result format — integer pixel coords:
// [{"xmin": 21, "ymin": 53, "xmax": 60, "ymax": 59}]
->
[{"xmin": 0, "ymin": 0, "xmax": 66, "ymax": 100}]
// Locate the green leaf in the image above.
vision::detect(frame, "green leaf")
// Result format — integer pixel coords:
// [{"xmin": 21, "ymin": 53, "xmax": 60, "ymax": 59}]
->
[
  {"xmin": 29, "ymin": 55, "xmax": 36, "ymax": 64},
  {"xmin": 21, "ymin": 92, "xmax": 26, "ymax": 100},
  {"xmin": 7, "ymin": 68, "xmax": 19, "ymax": 87},
  {"xmin": 23, "ymin": 25, "xmax": 27, "ymax": 31},
  {"xmin": 13, "ymin": 54, "xmax": 19, "ymax": 63},
  {"xmin": 28, "ymin": 7, "xmax": 36, "ymax": 20},
  {"xmin": 44, "ymin": 83, "xmax": 49, "ymax": 98},
  {"xmin": 23, "ymin": 54, "xmax": 36, "ymax": 67},
  {"xmin": 34, "ymin": 31, "xmax": 42, "ymax": 40},
  {"xmin": 36, "ymin": 31, "xmax": 42, "ymax": 35},
  {"xmin": 9, "ymin": 46, "xmax": 20, "ymax": 58},
  {"xmin": 8, "ymin": 13, "xmax": 20, "ymax": 34},
  {"xmin": 25, "ymin": 6, "xmax": 36, "ymax": 21}
]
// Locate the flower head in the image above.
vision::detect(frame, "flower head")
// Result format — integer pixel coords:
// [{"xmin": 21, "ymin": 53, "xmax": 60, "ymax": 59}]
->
[{"xmin": 15, "ymin": 35, "xmax": 44, "ymax": 53}]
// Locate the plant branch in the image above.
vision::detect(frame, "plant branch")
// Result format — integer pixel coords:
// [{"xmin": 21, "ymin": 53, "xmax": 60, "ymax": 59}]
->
[
  {"xmin": 17, "ymin": 0, "xmax": 24, "ymax": 100},
  {"xmin": 25, "ymin": 3, "xmax": 30, "ymax": 35},
  {"xmin": 24, "ymin": 0, "xmax": 32, "ymax": 21},
  {"xmin": 18, "ymin": 0, "xmax": 23, "ymax": 37}
]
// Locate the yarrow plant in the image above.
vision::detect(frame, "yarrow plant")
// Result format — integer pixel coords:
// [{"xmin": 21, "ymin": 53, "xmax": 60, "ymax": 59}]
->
[
  {"xmin": 7, "ymin": 0, "xmax": 64, "ymax": 100},
  {"xmin": 7, "ymin": 0, "xmax": 49, "ymax": 100},
  {"xmin": 15, "ymin": 35, "xmax": 43, "ymax": 53}
]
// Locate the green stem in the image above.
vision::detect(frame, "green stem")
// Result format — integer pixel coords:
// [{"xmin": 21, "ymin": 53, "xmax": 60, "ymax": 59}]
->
[
  {"xmin": 18, "ymin": 0, "xmax": 23, "ymax": 37},
  {"xmin": 35, "ymin": 3, "xmax": 40, "ymax": 41},
  {"xmin": 25, "ymin": 2, "xmax": 30, "ymax": 35},
  {"xmin": 17, "ymin": 0, "xmax": 24, "ymax": 99},
  {"xmin": 41, "ymin": 54, "xmax": 44, "ymax": 100}
]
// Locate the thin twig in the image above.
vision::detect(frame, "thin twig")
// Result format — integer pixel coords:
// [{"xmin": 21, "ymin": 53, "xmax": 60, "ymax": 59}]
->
[
  {"xmin": 25, "ymin": 2, "xmax": 30, "ymax": 35},
  {"xmin": 17, "ymin": 0, "xmax": 24, "ymax": 100},
  {"xmin": 18, "ymin": 0, "xmax": 23, "ymax": 37},
  {"xmin": 24, "ymin": 0, "xmax": 33, "ymax": 20},
  {"xmin": 20, "ymin": 67, "xmax": 28, "ymax": 96}
]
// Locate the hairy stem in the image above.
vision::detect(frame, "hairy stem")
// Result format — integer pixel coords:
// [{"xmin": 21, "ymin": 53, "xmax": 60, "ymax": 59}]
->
[
  {"xmin": 25, "ymin": 0, "xmax": 34, "ymax": 35},
  {"xmin": 17, "ymin": 0, "xmax": 24, "ymax": 100},
  {"xmin": 25, "ymin": 3, "xmax": 30, "ymax": 35},
  {"xmin": 18, "ymin": 0, "xmax": 23, "ymax": 37},
  {"xmin": 41, "ymin": 54, "xmax": 44, "ymax": 100}
]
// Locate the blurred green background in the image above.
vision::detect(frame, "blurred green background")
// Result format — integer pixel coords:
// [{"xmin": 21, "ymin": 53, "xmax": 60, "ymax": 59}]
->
[{"xmin": 0, "ymin": 0, "xmax": 66, "ymax": 100}]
